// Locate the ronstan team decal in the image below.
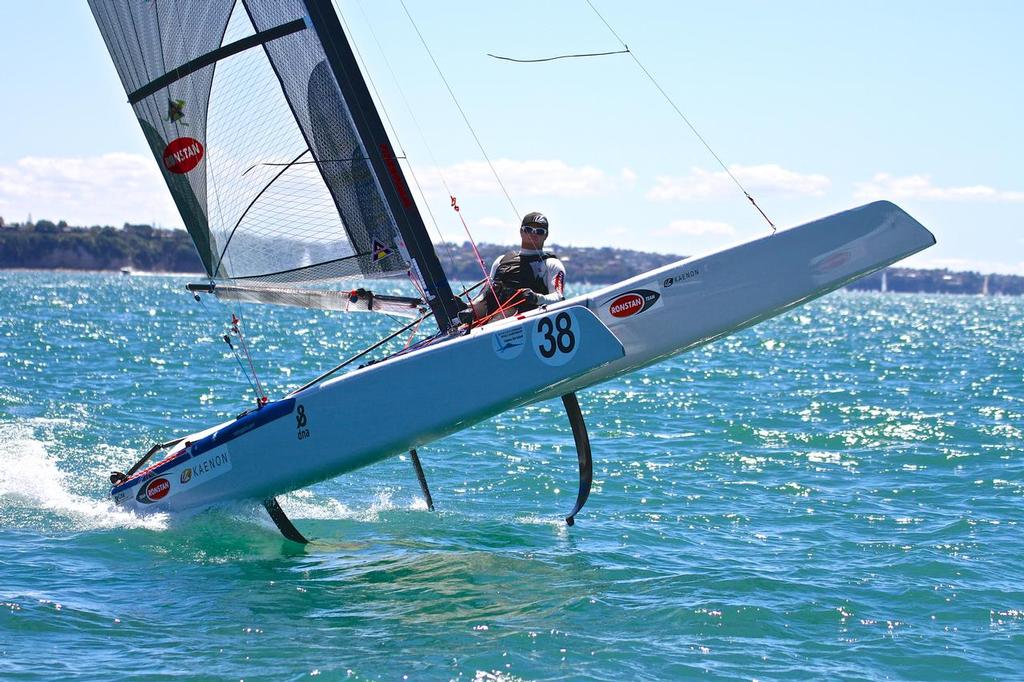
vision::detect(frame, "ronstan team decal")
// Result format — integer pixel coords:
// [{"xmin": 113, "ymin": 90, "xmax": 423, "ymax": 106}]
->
[
  {"xmin": 605, "ymin": 289, "xmax": 660, "ymax": 319},
  {"xmin": 162, "ymin": 137, "xmax": 204, "ymax": 174},
  {"xmin": 136, "ymin": 477, "xmax": 171, "ymax": 504}
]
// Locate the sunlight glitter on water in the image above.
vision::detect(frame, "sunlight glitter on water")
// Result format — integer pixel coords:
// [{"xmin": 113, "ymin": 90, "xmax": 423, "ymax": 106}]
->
[{"xmin": 1, "ymin": 274, "xmax": 1023, "ymax": 679}]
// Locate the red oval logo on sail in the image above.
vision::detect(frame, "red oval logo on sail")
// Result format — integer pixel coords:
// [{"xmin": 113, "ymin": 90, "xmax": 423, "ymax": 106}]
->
[
  {"xmin": 162, "ymin": 137, "xmax": 204, "ymax": 174},
  {"xmin": 609, "ymin": 293, "xmax": 646, "ymax": 318},
  {"xmin": 146, "ymin": 478, "xmax": 170, "ymax": 501}
]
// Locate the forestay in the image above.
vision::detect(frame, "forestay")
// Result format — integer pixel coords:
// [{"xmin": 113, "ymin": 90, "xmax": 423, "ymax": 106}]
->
[{"xmin": 88, "ymin": 0, "xmax": 462, "ymax": 330}]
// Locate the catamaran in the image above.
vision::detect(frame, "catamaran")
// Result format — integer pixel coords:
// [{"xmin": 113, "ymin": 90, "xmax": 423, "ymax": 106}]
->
[{"xmin": 89, "ymin": 0, "xmax": 935, "ymax": 542}]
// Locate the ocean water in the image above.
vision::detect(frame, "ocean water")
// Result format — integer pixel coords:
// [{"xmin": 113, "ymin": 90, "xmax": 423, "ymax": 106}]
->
[{"xmin": 0, "ymin": 270, "xmax": 1021, "ymax": 681}]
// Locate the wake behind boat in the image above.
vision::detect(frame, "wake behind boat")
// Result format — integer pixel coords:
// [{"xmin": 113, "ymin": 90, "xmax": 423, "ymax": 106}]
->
[{"xmin": 90, "ymin": 1, "xmax": 934, "ymax": 541}]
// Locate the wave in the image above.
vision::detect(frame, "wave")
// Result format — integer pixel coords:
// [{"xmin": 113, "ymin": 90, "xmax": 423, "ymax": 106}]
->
[{"xmin": 0, "ymin": 421, "xmax": 167, "ymax": 532}]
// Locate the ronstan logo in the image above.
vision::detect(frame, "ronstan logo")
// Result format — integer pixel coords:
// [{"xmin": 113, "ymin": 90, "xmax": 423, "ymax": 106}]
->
[
  {"xmin": 136, "ymin": 477, "xmax": 171, "ymax": 504},
  {"xmin": 606, "ymin": 289, "xmax": 660, "ymax": 318},
  {"xmin": 610, "ymin": 293, "xmax": 644, "ymax": 317},
  {"xmin": 162, "ymin": 137, "xmax": 204, "ymax": 174}
]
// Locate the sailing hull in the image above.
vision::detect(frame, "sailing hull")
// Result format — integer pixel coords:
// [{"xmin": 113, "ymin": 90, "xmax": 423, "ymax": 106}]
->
[
  {"xmin": 547, "ymin": 199, "xmax": 935, "ymax": 396},
  {"xmin": 112, "ymin": 306, "xmax": 626, "ymax": 513},
  {"xmin": 111, "ymin": 201, "xmax": 935, "ymax": 514}
]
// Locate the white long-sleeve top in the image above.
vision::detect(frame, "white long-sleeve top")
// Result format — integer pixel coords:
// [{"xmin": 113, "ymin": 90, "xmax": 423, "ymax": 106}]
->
[{"xmin": 488, "ymin": 248, "xmax": 566, "ymax": 306}]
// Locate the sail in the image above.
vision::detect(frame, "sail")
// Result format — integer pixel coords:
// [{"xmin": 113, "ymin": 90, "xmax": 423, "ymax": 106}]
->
[{"xmin": 88, "ymin": 0, "xmax": 462, "ymax": 330}]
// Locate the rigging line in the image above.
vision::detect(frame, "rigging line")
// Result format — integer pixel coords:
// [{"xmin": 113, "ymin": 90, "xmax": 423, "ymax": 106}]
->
[
  {"xmin": 348, "ymin": 0, "xmax": 469, "ymax": 281},
  {"xmin": 456, "ymin": 278, "xmax": 488, "ymax": 302},
  {"xmin": 486, "ymin": 48, "xmax": 630, "ymax": 63},
  {"xmin": 348, "ymin": 1, "xmax": 498, "ymax": 297},
  {"xmin": 225, "ymin": 250, "xmax": 370, "ymax": 281},
  {"xmin": 241, "ymin": 155, "xmax": 404, "ymax": 174},
  {"xmin": 450, "ymin": 195, "xmax": 502, "ymax": 312},
  {"xmin": 471, "ymin": 290, "xmax": 527, "ymax": 328},
  {"xmin": 212, "ymin": 147, "xmax": 311, "ymax": 276},
  {"xmin": 232, "ymin": 314, "xmax": 266, "ymax": 401},
  {"xmin": 315, "ymin": 3, "xmax": 448, "ymax": 318},
  {"xmin": 197, "ymin": 287, "xmax": 259, "ymax": 398},
  {"xmin": 237, "ymin": 4, "xmax": 419, "ymax": 305},
  {"xmin": 403, "ymin": 316, "xmax": 424, "ymax": 349},
  {"xmin": 225, "ymin": 333, "xmax": 259, "ymax": 397},
  {"xmin": 337, "ymin": 0, "xmax": 461, "ymax": 279},
  {"xmin": 398, "ymin": 0, "xmax": 520, "ymax": 219},
  {"xmin": 583, "ymin": 0, "xmax": 776, "ymax": 232},
  {"xmin": 334, "ymin": 2, "xmax": 404, "ymax": 159},
  {"xmin": 285, "ymin": 276, "xmax": 486, "ymax": 397},
  {"xmin": 286, "ymin": 309, "xmax": 432, "ymax": 396}
]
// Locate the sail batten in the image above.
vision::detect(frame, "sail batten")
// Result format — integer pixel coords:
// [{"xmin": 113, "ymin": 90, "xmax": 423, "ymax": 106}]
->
[
  {"xmin": 90, "ymin": 0, "xmax": 462, "ymax": 330},
  {"xmin": 127, "ymin": 18, "xmax": 309, "ymax": 104}
]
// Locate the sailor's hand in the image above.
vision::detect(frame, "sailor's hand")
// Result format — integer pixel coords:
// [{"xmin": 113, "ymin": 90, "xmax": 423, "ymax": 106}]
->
[{"xmin": 519, "ymin": 288, "xmax": 538, "ymax": 306}]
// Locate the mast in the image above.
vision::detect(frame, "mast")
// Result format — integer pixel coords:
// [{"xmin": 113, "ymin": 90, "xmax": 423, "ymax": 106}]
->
[{"xmin": 302, "ymin": 0, "xmax": 462, "ymax": 331}]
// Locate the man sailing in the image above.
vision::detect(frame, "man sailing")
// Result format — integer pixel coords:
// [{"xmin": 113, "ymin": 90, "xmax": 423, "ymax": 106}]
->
[{"xmin": 469, "ymin": 212, "xmax": 566, "ymax": 323}]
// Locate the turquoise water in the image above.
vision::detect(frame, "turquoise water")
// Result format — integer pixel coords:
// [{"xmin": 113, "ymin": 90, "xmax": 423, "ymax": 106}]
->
[{"xmin": 1, "ymin": 271, "xmax": 1021, "ymax": 680}]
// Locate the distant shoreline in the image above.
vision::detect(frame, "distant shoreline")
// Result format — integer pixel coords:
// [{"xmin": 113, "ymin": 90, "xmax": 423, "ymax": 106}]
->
[{"xmin": 2, "ymin": 221, "xmax": 1021, "ymax": 295}]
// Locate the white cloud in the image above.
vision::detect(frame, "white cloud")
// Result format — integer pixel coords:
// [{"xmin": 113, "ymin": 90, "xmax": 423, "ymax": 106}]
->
[
  {"xmin": 854, "ymin": 173, "xmax": 1024, "ymax": 202},
  {"xmin": 476, "ymin": 216, "xmax": 518, "ymax": 231},
  {"xmin": 0, "ymin": 153, "xmax": 181, "ymax": 227},
  {"xmin": 647, "ymin": 164, "xmax": 830, "ymax": 201},
  {"xmin": 468, "ymin": 215, "xmax": 519, "ymax": 242},
  {"xmin": 420, "ymin": 159, "xmax": 622, "ymax": 198},
  {"xmin": 656, "ymin": 219, "xmax": 736, "ymax": 237}
]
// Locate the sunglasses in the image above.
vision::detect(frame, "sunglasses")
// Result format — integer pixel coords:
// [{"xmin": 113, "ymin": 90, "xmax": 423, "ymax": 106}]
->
[{"xmin": 521, "ymin": 226, "xmax": 548, "ymax": 236}]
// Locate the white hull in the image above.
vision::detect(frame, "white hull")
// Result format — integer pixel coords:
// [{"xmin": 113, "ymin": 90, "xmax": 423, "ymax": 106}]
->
[{"xmin": 112, "ymin": 201, "xmax": 934, "ymax": 514}]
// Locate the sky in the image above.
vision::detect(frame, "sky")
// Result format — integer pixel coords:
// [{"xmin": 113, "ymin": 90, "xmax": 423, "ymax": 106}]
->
[{"xmin": 0, "ymin": 1, "xmax": 1021, "ymax": 274}]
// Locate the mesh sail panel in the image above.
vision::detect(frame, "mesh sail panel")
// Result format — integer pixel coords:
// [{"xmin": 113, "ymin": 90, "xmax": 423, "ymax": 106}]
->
[
  {"xmin": 89, "ymin": 0, "xmax": 232, "ymax": 275},
  {"xmin": 243, "ymin": 0, "xmax": 407, "ymax": 280},
  {"xmin": 88, "ymin": 0, "xmax": 409, "ymax": 284}
]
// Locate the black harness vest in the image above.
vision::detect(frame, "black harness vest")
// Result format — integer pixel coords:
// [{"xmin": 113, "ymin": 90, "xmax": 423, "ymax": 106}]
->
[{"xmin": 485, "ymin": 251, "xmax": 557, "ymax": 314}]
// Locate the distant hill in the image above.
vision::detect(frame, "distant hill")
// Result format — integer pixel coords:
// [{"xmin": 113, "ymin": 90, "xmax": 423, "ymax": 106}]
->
[
  {"xmin": 847, "ymin": 267, "xmax": 1024, "ymax": 296},
  {"xmin": 1, "ymin": 220, "xmax": 1020, "ymax": 295},
  {"xmin": 0, "ymin": 220, "xmax": 200, "ymax": 273}
]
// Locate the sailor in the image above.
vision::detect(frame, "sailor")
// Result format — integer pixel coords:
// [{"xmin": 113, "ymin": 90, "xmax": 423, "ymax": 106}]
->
[{"xmin": 470, "ymin": 211, "xmax": 566, "ymax": 322}]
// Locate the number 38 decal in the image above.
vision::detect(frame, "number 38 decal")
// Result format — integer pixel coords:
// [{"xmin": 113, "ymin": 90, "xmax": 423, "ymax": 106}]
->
[{"xmin": 533, "ymin": 310, "xmax": 579, "ymax": 366}]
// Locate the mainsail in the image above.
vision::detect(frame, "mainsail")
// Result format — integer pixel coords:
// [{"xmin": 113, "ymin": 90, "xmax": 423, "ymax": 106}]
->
[{"xmin": 89, "ymin": 0, "xmax": 463, "ymax": 330}]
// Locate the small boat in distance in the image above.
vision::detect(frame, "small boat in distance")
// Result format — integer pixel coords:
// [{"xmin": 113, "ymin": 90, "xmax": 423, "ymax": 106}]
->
[{"xmin": 89, "ymin": 0, "xmax": 934, "ymax": 542}]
